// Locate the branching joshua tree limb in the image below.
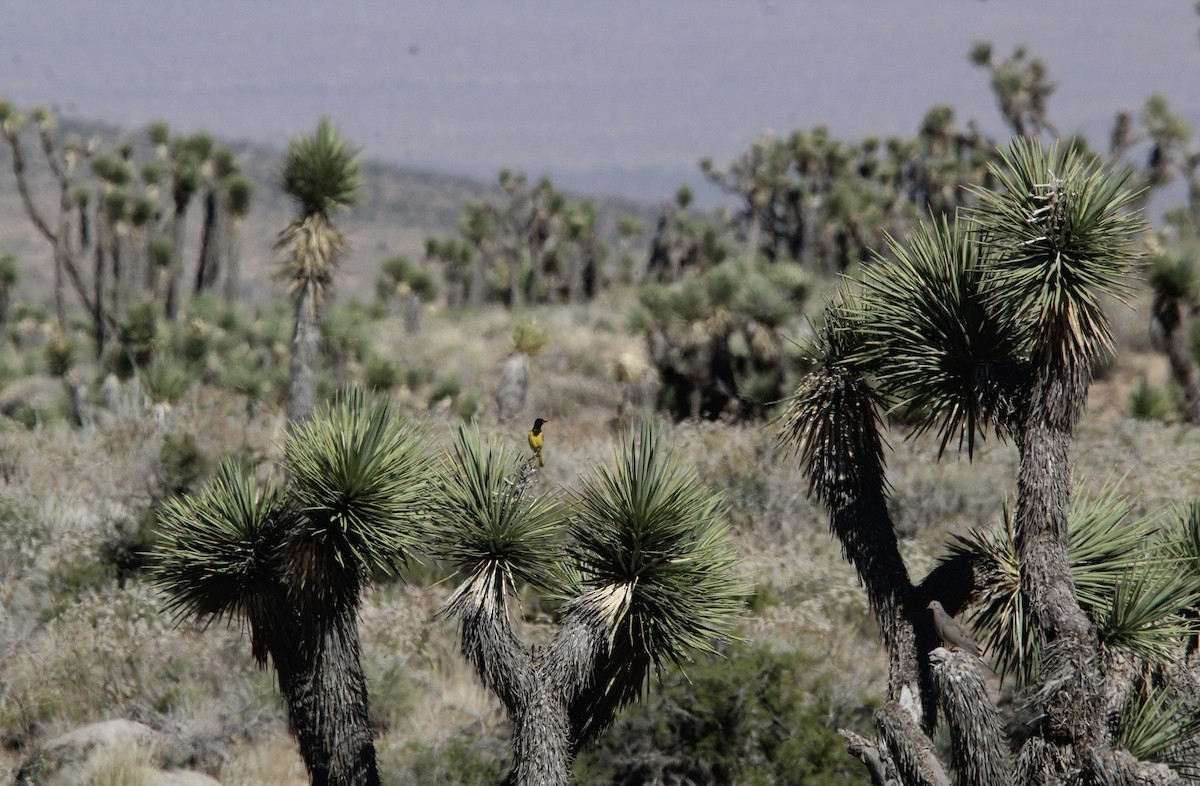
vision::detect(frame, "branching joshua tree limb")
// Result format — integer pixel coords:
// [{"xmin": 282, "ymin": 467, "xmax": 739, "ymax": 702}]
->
[
  {"xmin": 155, "ymin": 390, "xmax": 434, "ymax": 786},
  {"xmin": 781, "ymin": 138, "xmax": 1194, "ymax": 785},
  {"xmin": 433, "ymin": 421, "xmax": 744, "ymax": 786}
]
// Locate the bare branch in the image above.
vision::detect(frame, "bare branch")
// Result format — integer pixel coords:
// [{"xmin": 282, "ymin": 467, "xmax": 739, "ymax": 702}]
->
[
  {"xmin": 877, "ymin": 700, "xmax": 950, "ymax": 786},
  {"xmin": 840, "ymin": 729, "xmax": 898, "ymax": 786}
]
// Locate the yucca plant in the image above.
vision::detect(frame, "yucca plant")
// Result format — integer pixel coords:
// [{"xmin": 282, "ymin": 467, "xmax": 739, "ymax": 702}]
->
[
  {"xmin": 433, "ymin": 420, "xmax": 743, "ymax": 786},
  {"xmin": 155, "ymin": 389, "xmax": 432, "ymax": 786},
  {"xmin": 1117, "ymin": 680, "xmax": 1200, "ymax": 777},
  {"xmin": 780, "ymin": 138, "xmax": 1165, "ymax": 783},
  {"xmin": 1147, "ymin": 248, "xmax": 1200, "ymax": 421},
  {"xmin": 495, "ymin": 318, "xmax": 549, "ymax": 421},
  {"xmin": 277, "ymin": 116, "xmax": 362, "ymax": 423},
  {"xmin": 943, "ymin": 483, "xmax": 1200, "ymax": 683}
]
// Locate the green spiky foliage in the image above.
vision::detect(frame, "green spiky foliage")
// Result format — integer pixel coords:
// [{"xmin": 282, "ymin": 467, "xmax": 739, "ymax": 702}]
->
[
  {"xmin": 280, "ymin": 116, "xmax": 363, "ymax": 220},
  {"xmin": 566, "ymin": 420, "xmax": 745, "ymax": 742},
  {"xmin": 138, "ymin": 354, "xmax": 195, "ymax": 406},
  {"xmin": 942, "ymin": 483, "xmax": 1200, "ymax": 683},
  {"xmin": 276, "ymin": 115, "xmax": 362, "ymax": 301},
  {"xmin": 781, "ymin": 290, "xmax": 884, "ymax": 506},
  {"xmin": 1117, "ymin": 681, "xmax": 1200, "ymax": 776},
  {"xmin": 155, "ymin": 389, "xmax": 428, "ymax": 786},
  {"xmin": 282, "ymin": 389, "xmax": 434, "ymax": 605},
  {"xmin": 435, "ymin": 422, "xmax": 565, "ymax": 613},
  {"xmin": 569, "ymin": 419, "xmax": 743, "ymax": 666},
  {"xmin": 1148, "ymin": 249, "xmax": 1198, "ymax": 304},
  {"xmin": 855, "ymin": 216, "xmax": 1020, "ymax": 456},
  {"xmin": 432, "ymin": 420, "xmax": 742, "ymax": 784},
  {"xmin": 154, "ymin": 459, "xmax": 287, "ymax": 663},
  {"xmin": 969, "ymin": 138, "xmax": 1143, "ymax": 371},
  {"xmin": 276, "ymin": 116, "xmax": 362, "ymax": 423}
]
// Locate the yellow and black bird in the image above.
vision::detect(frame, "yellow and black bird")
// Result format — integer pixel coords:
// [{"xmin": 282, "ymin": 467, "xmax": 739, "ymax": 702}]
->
[{"xmin": 528, "ymin": 418, "xmax": 547, "ymax": 467}]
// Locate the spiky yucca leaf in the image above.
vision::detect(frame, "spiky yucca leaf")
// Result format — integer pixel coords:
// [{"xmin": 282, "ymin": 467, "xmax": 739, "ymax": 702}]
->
[
  {"xmin": 283, "ymin": 389, "xmax": 433, "ymax": 586},
  {"xmin": 434, "ymin": 422, "xmax": 564, "ymax": 615},
  {"xmin": 568, "ymin": 420, "xmax": 744, "ymax": 673},
  {"xmin": 780, "ymin": 291, "xmax": 887, "ymax": 505},
  {"xmin": 856, "ymin": 215, "xmax": 1018, "ymax": 457},
  {"xmin": 153, "ymin": 458, "xmax": 285, "ymax": 627},
  {"xmin": 1117, "ymin": 681, "xmax": 1200, "ymax": 771},
  {"xmin": 943, "ymin": 508, "xmax": 1029, "ymax": 682},
  {"xmin": 970, "ymin": 137, "xmax": 1144, "ymax": 369},
  {"xmin": 1163, "ymin": 499, "xmax": 1200, "ymax": 566},
  {"xmin": 280, "ymin": 115, "xmax": 362, "ymax": 218},
  {"xmin": 942, "ymin": 482, "xmax": 1194, "ymax": 682},
  {"xmin": 1094, "ymin": 563, "xmax": 1200, "ymax": 663}
]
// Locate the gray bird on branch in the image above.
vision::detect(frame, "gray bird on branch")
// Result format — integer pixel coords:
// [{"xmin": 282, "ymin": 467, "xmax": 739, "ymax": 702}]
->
[{"xmin": 927, "ymin": 600, "xmax": 994, "ymax": 671}]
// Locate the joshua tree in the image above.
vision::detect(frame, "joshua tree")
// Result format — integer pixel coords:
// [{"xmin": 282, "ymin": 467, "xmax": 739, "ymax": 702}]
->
[
  {"xmin": 779, "ymin": 138, "xmax": 1194, "ymax": 784},
  {"xmin": 426, "ymin": 171, "xmax": 610, "ymax": 307},
  {"xmin": 375, "ymin": 253, "xmax": 438, "ymax": 334},
  {"xmin": 637, "ymin": 256, "xmax": 809, "ymax": 421},
  {"xmin": 1147, "ymin": 248, "xmax": 1200, "ymax": 422},
  {"xmin": 0, "ymin": 101, "xmax": 99, "ymax": 332},
  {"xmin": 495, "ymin": 318, "xmax": 548, "ymax": 421},
  {"xmin": 432, "ymin": 421, "xmax": 744, "ymax": 786},
  {"xmin": 277, "ymin": 116, "xmax": 362, "ymax": 423},
  {"xmin": 155, "ymin": 390, "xmax": 433, "ymax": 786},
  {"xmin": 222, "ymin": 173, "xmax": 254, "ymax": 304}
]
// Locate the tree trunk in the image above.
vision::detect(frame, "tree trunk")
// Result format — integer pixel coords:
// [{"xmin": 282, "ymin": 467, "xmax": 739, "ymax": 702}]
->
[
  {"xmin": 195, "ymin": 189, "xmax": 221, "ymax": 293},
  {"xmin": 930, "ymin": 650, "xmax": 1009, "ymax": 786},
  {"xmin": 1013, "ymin": 357, "xmax": 1107, "ymax": 755},
  {"xmin": 505, "ymin": 665, "xmax": 572, "ymax": 786},
  {"xmin": 495, "ymin": 352, "xmax": 529, "ymax": 422},
  {"xmin": 93, "ymin": 223, "xmax": 107, "ymax": 356},
  {"xmin": 288, "ymin": 280, "xmax": 321, "ymax": 423},
  {"xmin": 165, "ymin": 202, "xmax": 189, "ymax": 320},
  {"xmin": 253, "ymin": 578, "xmax": 380, "ymax": 786},
  {"xmin": 223, "ymin": 217, "xmax": 243, "ymax": 304},
  {"xmin": 468, "ymin": 249, "xmax": 489, "ymax": 307},
  {"xmin": 1153, "ymin": 295, "xmax": 1200, "ymax": 423},
  {"xmin": 300, "ymin": 607, "xmax": 381, "ymax": 786}
]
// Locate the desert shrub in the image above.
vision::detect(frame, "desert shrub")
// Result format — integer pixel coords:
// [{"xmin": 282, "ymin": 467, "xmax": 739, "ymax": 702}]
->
[
  {"xmin": 512, "ymin": 317, "xmax": 549, "ymax": 357},
  {"xmin": 324, "ymin": 301, "xmax": 374, "ymax": 373},
  {"xmin": 453, "ymin": 388, "xmax": 484, "ymax": 420},
  {"xmin": 113, "ymin": 298, "xmax": 160, "ymax": 373},
  {"xmin": 156, "ymin": 432, "xmax": 212, "ymax": 498},
  {"xmin": 364, "ymin": 354, "xmax": 401, "ymax": 392},
  {"xmin": 43, "ymin": 333, "xmax": 79, "ymax": 378},
  {"xmin": 1130, "ymin": 377, "xmax": 1172, "ymax": 422},
  {"xmin": 574, "ymin": 642, "xmax": 873, "ymax": 786},
  {"xmin": 0, "ymin": 351, "xmax": 19, "ymax": 388},
  {"xmin": 428, "ymin": 375, "xmax": 461, "ymax": 407},
  {"xmin": 380, "ymin": 729, "xmax": 509, "ymax": 786},
  {"xmin": 139, "ymin": 355, "xmax": 195, "ymax": 406}
]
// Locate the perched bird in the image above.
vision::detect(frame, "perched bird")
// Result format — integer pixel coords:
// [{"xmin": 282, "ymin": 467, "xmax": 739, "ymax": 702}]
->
[
  {"xmin": 528, "ymin": 418, "xmax": 547, "ymax": 467},
  {"xmin": 927, "ymin": 600, "xmax": 982, "ymax": 658}
]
